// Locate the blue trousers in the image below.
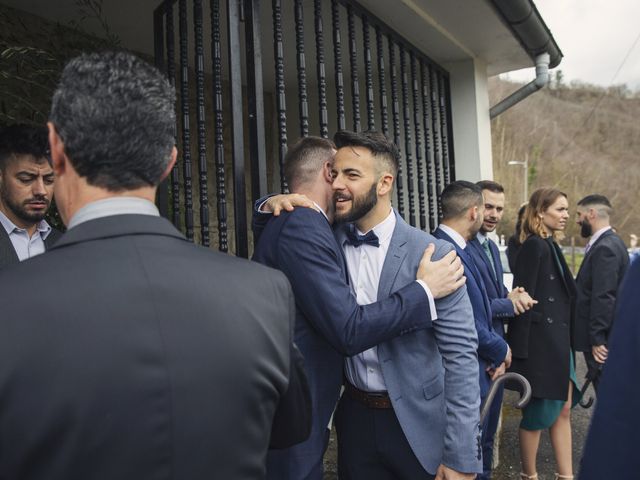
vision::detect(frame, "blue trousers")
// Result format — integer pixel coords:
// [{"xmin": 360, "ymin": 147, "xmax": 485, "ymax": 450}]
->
[{"xmin": 478, "ymin": 384, "xmax": 504, "ymax": 480}]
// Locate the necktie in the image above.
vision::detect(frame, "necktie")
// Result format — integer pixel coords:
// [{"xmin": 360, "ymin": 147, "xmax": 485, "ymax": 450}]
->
[
  {"xmin": 482, "ymin": 239, "xmax": 497, "ymax": 281},
  {"xmin": 345, "ymin": 225, "xmax": 379, "ymax": 248}
]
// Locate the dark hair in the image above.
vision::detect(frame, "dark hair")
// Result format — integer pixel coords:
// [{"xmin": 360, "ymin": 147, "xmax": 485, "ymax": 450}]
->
[
  {"xmin": 440, "ymin": 180, "xmax": 483, "ymax": 220},
  {"xmin": 49, "ymin": 51, "xmax": 176, "ymax": 191},
  {"xmin": 283, "ymin": 136, "xmax": 335, "ymax": 191},
  {"xmin": 577, "ymin": 194, "xmax": 612, "ymax": 209},
  {"xmin": 333, "ymin": 130, "xmax": 399, "ymax": 175},
  {"xmin": 0, "ymin": 124, "xmax": 50, "ymax": 170},
  {"xmin": 476, "ymin": 180, "xmax": 504, "ymax": 194}
]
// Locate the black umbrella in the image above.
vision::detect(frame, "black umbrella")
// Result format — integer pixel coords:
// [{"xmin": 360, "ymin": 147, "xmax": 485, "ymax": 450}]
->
[
  {"xmin": 480, "ymin": 372, "xmax": 532, "ymax": 424},
  {"xmin": 579, "ymin": 363, "xmax": 602, "ymax": 409}
]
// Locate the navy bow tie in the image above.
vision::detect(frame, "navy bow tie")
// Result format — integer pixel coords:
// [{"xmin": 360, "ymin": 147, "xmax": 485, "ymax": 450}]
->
[{"xmin": 345, "ymin": 226, "xmax": 380, "ymax": 248}]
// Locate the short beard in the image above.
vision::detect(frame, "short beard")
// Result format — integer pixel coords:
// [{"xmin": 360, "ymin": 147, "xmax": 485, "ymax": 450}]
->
[
  {"xmin": 334, "ymin": 183, "xmax": 378, "ymax": 224},
  {"xmin": 0, "ymin": 188, "xmax": 48, "ymax": 225},
  {"xmin": 580, "ymin": 220, "xmax": 592, "ymax": 238}
]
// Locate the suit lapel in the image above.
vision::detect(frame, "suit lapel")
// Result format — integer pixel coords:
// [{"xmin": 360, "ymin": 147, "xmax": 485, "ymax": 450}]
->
[
  {"xmin": 469, "ymin": 238, "xmax": 498, "ymax": 290},
  {"xmin": 0, "ymin": 227, "xmax": 19, "ymax": 268},
  {"xmin": 377, "ymin": 212, "xmax": 409, "ymax": 301}
]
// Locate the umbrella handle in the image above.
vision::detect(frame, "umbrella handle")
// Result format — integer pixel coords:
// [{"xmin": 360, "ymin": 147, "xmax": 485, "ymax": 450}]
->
[
  {"xmin": 480, "ymin": 372, "xmax": 532, "ymax": 424},
  {"xmin": 579, "ymin": 379, "xmax": 594, "ymax": 408}
]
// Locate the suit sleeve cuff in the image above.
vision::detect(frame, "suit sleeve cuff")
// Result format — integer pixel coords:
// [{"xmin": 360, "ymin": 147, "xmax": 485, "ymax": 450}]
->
[{"xmin": 416, "ymin": 279, "xmax": 438, "ymax": 321}]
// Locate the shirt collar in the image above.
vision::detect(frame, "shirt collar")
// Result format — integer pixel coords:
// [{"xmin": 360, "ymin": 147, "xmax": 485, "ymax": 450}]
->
[
  {"xmin": 355, "ymin": 209, "xmax": 396, "ymax": 246},
  {"xmin": 0, "ymin": 209, "xmax": 52, "ymax": 239},
  {"xmin": 68, "ymin": 197, "xmax": 160, "ymax": 230},
  {"xmin": 438, "ymin": 223, "xmax": 467, "ymax": 250},
  {"xmin": 312, "ymin": 201, "xmax": 329, "ymax": 222},
  {"xmin": 587, "ymin": 226, "xmax": 612, "ymax": 249},
  {"xmin": 476, "ymin": 231, "xmax": 488, "ymax": 244}
]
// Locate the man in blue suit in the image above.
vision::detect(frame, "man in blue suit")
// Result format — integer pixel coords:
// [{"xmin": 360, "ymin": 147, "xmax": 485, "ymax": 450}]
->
[
  {"xmin": 327, "ymin": 131, "xmax": 481, "ymax": 480},
  {"xmin": 433, "ymin": 181, "xmax": 512, "ymax": 480},
  {"xmin": 579, "ymin": 259, "xmax": 639, "ymax": 479},
  {"xmin": 465, "ymin": 180, "xmax": 536, "ymax": 480},
  {"xmin": 252, "ymin": 136, "xmax": 465, "ymax": 480}
]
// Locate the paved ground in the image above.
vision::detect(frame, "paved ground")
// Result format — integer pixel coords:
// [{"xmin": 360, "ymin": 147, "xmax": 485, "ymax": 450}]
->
[{"xmin": 323, "ymin": 355, "xmax": 594, "ymax": 479}]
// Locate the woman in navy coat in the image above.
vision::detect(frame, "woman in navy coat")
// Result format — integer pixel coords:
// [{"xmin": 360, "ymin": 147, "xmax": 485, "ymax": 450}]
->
[{"xmin": 507, "ymin": 188, "xmax": 580, "ymax": 480}]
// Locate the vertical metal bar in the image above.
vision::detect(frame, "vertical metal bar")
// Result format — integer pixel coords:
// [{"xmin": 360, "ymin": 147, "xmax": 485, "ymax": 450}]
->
[
  {"xmin": 314, "ymin": 0, "xmax": 328, "ymax": 138},
  {"xmin": 294, "ymin": 0, "xmax": 309, "ymax": 137},
  {"xmin": 362, "ymin": 15, "xmax": 374, "ymax": 130},
  {"xmin": 439, "ymin": 73, "xmax": 454, "ymax": 183},
  {"xmin": 347, "ymin": 4, "xmax": 360, "ymax": 132},
  {"xmin": 421, "ymin": 60, "xmax": 436, "ymax": 232},
  {"xmin": 429, "ymin": 65, "xmax": 443, "ymax": 220},
  {"xmin": 444, "ymin": 77, "xmax": 456, "ymax": 181},
  {"xmin": 165, "ymin": 1, "xmax": 181, "ymax": 230},
  {"xmin": 193, "ymin": 0, "xmax": 210, "ymax": 247},
  {"xmin": 388, "ymin": 38, "xmax": 404, "ymax": 217},
  {"xmin": 211, "ymin": 0, "xmax": 228, "ymax": 252},
  {"xmin": 399, "ymin": 44, "xmax": 415, "ymax": 227},
  {"xmin": 410, "ymin": 52, "xmax": 426, "ymax": 231},
  {"xmin": 178, "ymin": 0, "xmax": 194, "ymax": 242},
  {"xmin": 154, "ymin": 4, "xmax": 169, "ymax": 219},
  {"xmin": 272, "ymin": 0, "xmax": 289, "ymax": 193},
  {"xmin": 331, "ymin": 0, "xmax": 345, "ymax": 131},
  {"xmin": 375, "ymin": 26, "xmax": 388, "ymax": 138},
  {"xmin": 245, "ymin": 0, "xmax": 268, "ymax": 202},
  {"xmin": 227, "ymin": 0, "xmax": 248, "ymax": 257}
]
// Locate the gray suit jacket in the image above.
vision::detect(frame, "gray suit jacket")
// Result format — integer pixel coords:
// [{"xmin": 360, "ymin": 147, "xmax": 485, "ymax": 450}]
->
[
  {"xmin": 337, "ymin": 212, "xmax": 482, "ymax": 475},
  {"xmin": 0, "ymin": 224, "xmax": 62, "ymax": 270}
]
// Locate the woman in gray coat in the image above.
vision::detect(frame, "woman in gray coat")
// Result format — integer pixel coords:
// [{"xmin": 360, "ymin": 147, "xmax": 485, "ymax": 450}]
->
[{"xmin": 507, "ymin": 188, "xmax": 580, "ymax": 480}]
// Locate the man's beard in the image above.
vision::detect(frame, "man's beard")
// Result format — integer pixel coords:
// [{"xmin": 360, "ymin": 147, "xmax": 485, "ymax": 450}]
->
[
  {"xmin": 0, "ymin": 188, "xmax": 49, "ymax": 225},
  {"xmin": 580, "ymin": 220, "xmax": 593, "ymax": 238},
  {"xmin": 334, "ymin": 183, "xmax": 378, "ymax": 224}
]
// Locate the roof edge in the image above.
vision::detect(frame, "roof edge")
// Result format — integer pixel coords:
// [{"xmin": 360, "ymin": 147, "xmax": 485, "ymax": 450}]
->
[{"xmin": 489, "ymin": 0, "xmax": 563, "ymax": 69}]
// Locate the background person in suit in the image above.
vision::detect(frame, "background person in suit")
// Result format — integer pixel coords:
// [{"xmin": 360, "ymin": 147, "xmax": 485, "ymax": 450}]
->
[
  {"xmin": 252, "ymin": 135, "xmax": 465, "ymax": 480},
  {"xmin": 433, "ymin": 181, "xmax": 511, "ymax": 480},
  {"xmin": 573, "ymin": 194, "xmax": 629, "ymax": 391},
  {"xmin": 466, "ymin": 180, "xmax": 536, "ymax": 480},
  {"xmin": 507, "ymin": 188, "xmax": 580, "ymax": 480},
  {"xmin": 328, "ymin": 132, "xmax": 481, "ymax": 480},
  {"xmin": 0, "ymin": 51, "xmax": 310, "ymax": 480},
  {"xmin": 0, "ymin": 124, "xmax": 61, "ymax": 268},
  {"xmin": 506, "ymin": 203, "xmax": 527, "ymax": 273},
  {"xmin": 578, "ymin": 259, "xmax": 639, "ymax": 479}
]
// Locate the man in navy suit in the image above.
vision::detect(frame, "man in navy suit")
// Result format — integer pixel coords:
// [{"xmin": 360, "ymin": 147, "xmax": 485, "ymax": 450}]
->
[
  {"xmin": 252, "ymin": 136, "xmax": 465, "ymax": 480},
  {"xmin": 579, "ymin": 259, "xmax": 639, "ymax": 479},
  {"xmin": 433, "ymin": 181, "xmax": 511, "ymax": 480},
  {"xmin": 465, "ymin": 180, "xmax": 536, "ymax": 480}
]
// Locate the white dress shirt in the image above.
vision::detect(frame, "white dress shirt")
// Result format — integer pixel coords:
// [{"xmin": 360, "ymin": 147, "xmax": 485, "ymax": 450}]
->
[
  {"xmin": 68, "ymin": 197, "xmax": 160, "ymax": 229},
  {"xmin": 344, "ymin": 209, "xmax": 436, "ymax": 393},
  {"xmin": 585, "ymin": 226, "xmax": 612, "ymax": 254},
  {"xmin": 438, "ymin": 223, "xmax": 467, "ymax": 250},
  {"xmin": 0, "ymin": 210, "xmax": 51, "ymax": 261}
]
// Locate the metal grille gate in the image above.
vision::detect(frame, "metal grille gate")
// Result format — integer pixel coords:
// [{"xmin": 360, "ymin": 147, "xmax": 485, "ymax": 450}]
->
[{"xmin": 153, "ymin": 0, "xmax": 455, "ymax": 258}]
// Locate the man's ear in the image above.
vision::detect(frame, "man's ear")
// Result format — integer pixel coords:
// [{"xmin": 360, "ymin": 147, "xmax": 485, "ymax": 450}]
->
[
  {"xmin": 47, "ymin": 122, "xmax": 66, "ymax": 176},
  {"xmin": 377, "ymin": 172, "xmax": 394, "ymax": 196},
  {"xmin": 323, "ymin": 161, "xmax": 333, "ymax": 184},
  {"xmin": 159, "ymin": 146, "xmax": 178, "ymax": 182},
  {"xmin": 469, "ymin": 205, "xmax": 479, "ymax": 222}
]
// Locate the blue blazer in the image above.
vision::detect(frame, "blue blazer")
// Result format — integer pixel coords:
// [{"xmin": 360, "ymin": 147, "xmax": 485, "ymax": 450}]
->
[
  {"xmin": 433, "ymin": 228, "xmax": 508, "ymax": 396},
  {"xmin": 336, "ymin": 213, "xmax": 482, "ymax": 475},
  {"xmin": 467, "ymin": 237, "xmax": 512, "ymax": 336},
  {"xmin": 252, "ymin": 208, "xmax": 432, "ymax": 479},
  {"xmin": 579, "ymin": 260, "xmax": 640, "ymax": 479}
]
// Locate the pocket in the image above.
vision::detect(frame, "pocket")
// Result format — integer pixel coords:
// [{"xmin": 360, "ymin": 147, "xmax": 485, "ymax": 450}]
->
[{"xmin": 422, "ymin": 373, "xmax": 444, "ymax": 400}]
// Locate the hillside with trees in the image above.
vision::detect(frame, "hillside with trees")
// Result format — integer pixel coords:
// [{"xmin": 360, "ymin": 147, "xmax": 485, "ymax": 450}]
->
[{"xmin": 490, "ymin": 75, "xmax": 640, "ymax": 250}]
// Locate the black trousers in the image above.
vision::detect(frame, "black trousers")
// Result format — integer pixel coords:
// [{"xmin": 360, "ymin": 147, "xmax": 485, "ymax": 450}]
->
[{"xmin": 334, "ymin": 393, "xmax": 435, "ymax": 480}]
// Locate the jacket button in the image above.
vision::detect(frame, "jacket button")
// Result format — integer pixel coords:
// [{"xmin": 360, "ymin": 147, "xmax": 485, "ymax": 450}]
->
[
  {"xmin": 547, "ymin": 317, "xmax": 553, "ymax": 324},
  {"xmin": 550, "ymin": 274, "xmax": 555, "ymax": 280},
  {"xmin": 548, "ymin": 297, "xmax": 555, "ymax": 302}
]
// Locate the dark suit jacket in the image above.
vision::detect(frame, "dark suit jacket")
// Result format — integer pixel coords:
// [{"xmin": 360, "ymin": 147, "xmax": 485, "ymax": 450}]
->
[
  {"xmin": 0, "ymin": 224, "xmax": 61, "ymax": 269},
  {"xmin": 433, "ymin": 228, "xmax": 507, "ymax": 397},
  {"xmin": 579, "ymin": 259, "xmax": 639, "ymax": 479},
  {"xmin": 507, "ymin": 235, "xmax": 576, "ymax": 400},
  {"xmin": 574, "ymin": 229, "xmax": 629, "ymax": 351},
  {"xmin": 468, "ymin": 237, "xmax": 512, "ymax": 330},
  {"xmin": 0, "ymin": 214, "xmax": 308, "ymax": 480},
  {"xmin": 252, "ymin": 208, "xmax": 432, "ymax": 479}
]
